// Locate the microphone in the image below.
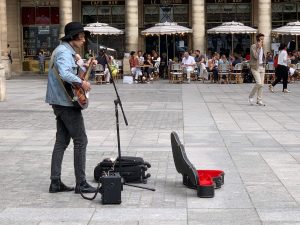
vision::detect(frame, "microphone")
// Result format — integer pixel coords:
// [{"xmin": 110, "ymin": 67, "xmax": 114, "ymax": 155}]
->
[
  {"xmin": 107, "ymin": 47, "xmax": 116, "ymax": 52},
  {"xmin": 99, "ymin": 45, "xmax": 116, "ymax": 52}
]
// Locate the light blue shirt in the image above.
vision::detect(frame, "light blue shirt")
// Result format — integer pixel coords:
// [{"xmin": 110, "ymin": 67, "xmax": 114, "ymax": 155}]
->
[{"xmin": 45, "ymin": 42, "xmax": 82, "ymax": 107}]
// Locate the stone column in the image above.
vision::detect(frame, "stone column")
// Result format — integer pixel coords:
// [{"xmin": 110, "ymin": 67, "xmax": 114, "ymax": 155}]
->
[
  {"xmin": 0, "ymin": 0, "xmax": 11, "ymax": 79},
  {"xmin": 0, "ymin": 0, "xmax": 6, "ymax": 101},
  {"xmin": 59, "ymin": 0, "xmax": 73, "ymax": 39},
  {"xmin": 258, "ymin": 0, "xmax": 272, "ymax": 52},
  {"xmin": 192, "ymin": 0, "xmax": 205, "ymax": 53},
  {"xmin": 125, "ymin": 0, "xmax": 139, "ymax": 52}
]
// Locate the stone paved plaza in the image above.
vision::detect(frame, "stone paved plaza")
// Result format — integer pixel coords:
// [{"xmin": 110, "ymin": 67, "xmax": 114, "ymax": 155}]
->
[{"xmin": 0, "ymin": 76, "xmax": 300, "ymax": 224}]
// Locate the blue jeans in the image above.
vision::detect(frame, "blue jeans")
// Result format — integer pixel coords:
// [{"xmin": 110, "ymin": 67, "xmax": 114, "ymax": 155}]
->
[{"xmin": 50, "ymin": 105, "xmax": 88, "ymax": 184}]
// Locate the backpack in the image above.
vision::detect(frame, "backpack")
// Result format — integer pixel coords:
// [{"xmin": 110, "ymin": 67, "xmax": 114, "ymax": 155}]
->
[{"xmin": 274, "ymin": 54, "xmax": 278, "ymax": 68}]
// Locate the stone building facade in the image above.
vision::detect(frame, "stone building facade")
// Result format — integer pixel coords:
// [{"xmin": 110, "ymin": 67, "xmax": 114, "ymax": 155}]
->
[{"xmin": 0, "ymin": 0, "xmax": 299, "ymax": 75}]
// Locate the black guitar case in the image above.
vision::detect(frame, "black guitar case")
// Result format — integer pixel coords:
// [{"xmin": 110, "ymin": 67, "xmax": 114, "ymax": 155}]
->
[{"xmin": 94, "ymin": 156, "xmax": 151, "ymax": 183}]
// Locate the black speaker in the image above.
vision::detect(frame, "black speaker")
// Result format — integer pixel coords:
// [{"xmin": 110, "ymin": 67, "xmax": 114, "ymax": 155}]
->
[{"xmin": 100, "ymin": 173, "xmax": 122, "ymax": 204}]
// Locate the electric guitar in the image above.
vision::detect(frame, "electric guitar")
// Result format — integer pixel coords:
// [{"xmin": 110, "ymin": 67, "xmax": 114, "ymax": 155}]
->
[{"xmin": 71, "ymin": 57, "xmax": 94, "ymax": 109}]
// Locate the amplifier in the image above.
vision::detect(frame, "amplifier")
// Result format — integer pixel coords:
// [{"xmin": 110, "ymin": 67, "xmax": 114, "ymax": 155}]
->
[{"xmin": 100, "ymin": 173, "xmax": 122, "ymax": 204}]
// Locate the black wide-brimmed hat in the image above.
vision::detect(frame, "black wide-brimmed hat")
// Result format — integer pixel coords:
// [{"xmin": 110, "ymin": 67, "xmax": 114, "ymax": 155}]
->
[{"xmin": 61, "ymin": 22, "xmax": 90, "ymax": 41}]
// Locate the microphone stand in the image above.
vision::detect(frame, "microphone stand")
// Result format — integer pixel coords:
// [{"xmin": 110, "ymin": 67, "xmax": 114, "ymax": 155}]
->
[{"xmin": 103, "ymin": 52, "xmax": 155, "ymax": 192}]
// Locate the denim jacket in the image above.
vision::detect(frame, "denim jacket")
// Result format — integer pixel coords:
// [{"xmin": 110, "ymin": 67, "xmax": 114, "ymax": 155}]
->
[{"xmin": 45, "ymin": 42, "xmax": 82, "ymax": 107}]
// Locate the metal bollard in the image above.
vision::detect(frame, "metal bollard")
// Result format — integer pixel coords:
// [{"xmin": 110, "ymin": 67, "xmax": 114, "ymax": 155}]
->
[{"xmin": 0, "ymin": 64, "xmax": 6, "ymax": 101}]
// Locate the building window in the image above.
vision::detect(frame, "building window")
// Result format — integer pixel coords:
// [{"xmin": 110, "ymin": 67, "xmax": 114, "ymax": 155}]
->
[
  {"xmin": 81, "ymin": 1, "xmax": 125, "ymax": 29},
  {"xmin": 272, "ymin": 2, "xmax": 300, "ymax": 28},
  {"xmin": 81, "ymin": 1, "xmax": 125, "ymax": 58},
  {"xmin": 21, "ymin": 7, "xmax": 59, "ymax": 25},
  {"xmin": 143, "ymin": 0, "xmax": 189, "ymax": 27},
  {"xmin": 21, "ymin": 6, "xmax": 60, "ymax": 63},
  {"xmin": 23, "ymin": 25, "xmax": 59, "ymax": 57},
  {"xmin": 206, "ymin": 2, "xmax": 251, "ymax": 29},
  {"xmin": 205, "ymin": 1, "xmax": 252, "ymax": 56}
]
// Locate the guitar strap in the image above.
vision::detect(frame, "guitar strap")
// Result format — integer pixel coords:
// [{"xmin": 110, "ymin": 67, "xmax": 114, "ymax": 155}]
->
[{"xmin": 49, "ymin": 49, "xmax": 74, "ymax": 103}]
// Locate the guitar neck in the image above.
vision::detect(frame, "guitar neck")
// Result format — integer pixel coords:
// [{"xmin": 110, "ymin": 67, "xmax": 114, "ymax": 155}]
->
[{"xmin": 83, "ymin": 57, "xmax": 95, "ymax": 81}]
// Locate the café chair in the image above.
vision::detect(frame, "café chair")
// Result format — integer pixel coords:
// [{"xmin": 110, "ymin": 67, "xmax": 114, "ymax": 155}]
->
[
  {"xmin": 265, "ymin": 63, "xmax": 275, "ymax": 84},
  {"xmin": 169, "ymin": 63, "xmax": 183, "ymax": 83},
  {"xmin": 230, "ymin": 63, "xmax": 243, "ymax": 84},
  {"xmin": 94, "ymin": 64, "xmax": 105, "ymax": 84},
  {"xmin": 218, "ymin": 63, "xmax": 230, "ymax": 84}
]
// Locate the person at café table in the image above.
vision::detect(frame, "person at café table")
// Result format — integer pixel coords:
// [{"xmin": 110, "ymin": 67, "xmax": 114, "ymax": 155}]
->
[
  {"xmin": 143, "ymin": 54, "xmax": 154, "ymax": 83},
  {"xmin": 137, "ymin": 50, "xmax": 144, "ymax": 65},
  {"xmin": 207, "ymin": 52, "xmax": 219, "ymax": 83},
  {"xmin": 129, "ymin": 51, "xmax": 142, "ymax": 83},
  {"xmin": 181, "ymin": 51, "xmax": 196, "ymax": 83}
]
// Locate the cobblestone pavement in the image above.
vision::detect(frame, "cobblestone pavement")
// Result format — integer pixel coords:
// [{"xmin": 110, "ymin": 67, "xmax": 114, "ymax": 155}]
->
[{"xmin": 0, "ymin": 76, "xmax": 300, "ymax": 224}]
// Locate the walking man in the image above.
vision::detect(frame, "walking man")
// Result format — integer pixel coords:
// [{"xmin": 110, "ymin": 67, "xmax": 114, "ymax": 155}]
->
[{"xmin": 249, "ymin": 33, "xmax": 266, "ymax": 106}]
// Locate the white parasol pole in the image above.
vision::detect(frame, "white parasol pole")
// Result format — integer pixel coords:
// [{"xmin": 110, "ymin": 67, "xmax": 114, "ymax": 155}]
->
[
  {"xmin": 159, "ymin": 36, "xmax": 161, "ymax": 54},
  {"xmin": 97, "ymin": 35, "xmax": 99, "ymax": 55},
  {"xmin": 173, "ymin": 35, "xmax": 175, "ymax": 60},
  {"xmin": 166, "ymin": 34, "xmax": 168, "ymax": 61},
  {"xmin": 231, "ymin": 34, "xmax": 234, "ymax": 55}
]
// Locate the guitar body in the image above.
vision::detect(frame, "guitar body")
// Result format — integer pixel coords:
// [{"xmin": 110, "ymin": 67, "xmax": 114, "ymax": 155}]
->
[
  {"xmin": 72, "ymin": 84, "xmax": 89, "ymax": 109},
  {"xmin": 70, "ymin": 57, "xmax": 94, "ymax": 110}
]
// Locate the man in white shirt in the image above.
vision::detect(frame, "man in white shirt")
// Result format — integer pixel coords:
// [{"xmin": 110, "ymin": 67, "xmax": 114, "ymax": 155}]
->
[{"xmin": 181, "ymin": 51, "xmax": 196, "ymax": 83}]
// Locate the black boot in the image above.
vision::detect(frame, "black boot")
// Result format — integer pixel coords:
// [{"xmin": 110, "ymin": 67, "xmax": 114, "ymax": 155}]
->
[
  {"xmin": 49, "ymin": 179, "xmax": 74, "ymax": 193},
  {"xmin": 75, "ymin": 180, "xmax": 97, "ymax": 194}
]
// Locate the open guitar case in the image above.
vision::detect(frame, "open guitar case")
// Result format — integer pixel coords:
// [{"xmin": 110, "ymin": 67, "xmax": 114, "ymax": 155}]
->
[{"xmin": 170, "ymin": 131, "xmax": 225, "ymax": 198}]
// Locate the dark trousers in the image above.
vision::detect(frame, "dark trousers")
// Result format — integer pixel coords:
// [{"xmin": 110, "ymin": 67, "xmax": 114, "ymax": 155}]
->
[
  {"xmin": 272, "ymin": 65, "xmax": 288, "ymax": 90},
  {"xmin": 50, "ymin": 105, "xmax": 88, "ymax": 184},
  {"xmin": 208, "ymin": 67, "xmax": 218, "ymax": 81},
  {"xmin": 144, "ymin": 67, "xmax": 154, "ymax": 78}
]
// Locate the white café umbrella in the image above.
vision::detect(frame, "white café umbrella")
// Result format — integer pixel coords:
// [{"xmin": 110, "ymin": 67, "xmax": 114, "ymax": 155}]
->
[
  {"xmin": 272, "ymin": 21, "xmax": 300, "ymax": 49},
  {"xmin": 141, "ymin": 22, "xmax": 192, "ymax": 60},
  {"xmin": 207, "ymin": 21, "xmax": 257, "ymax": 54},
  {"xmin": 84, "ymin": 22, "xmax": 124, "ymax": 54}
]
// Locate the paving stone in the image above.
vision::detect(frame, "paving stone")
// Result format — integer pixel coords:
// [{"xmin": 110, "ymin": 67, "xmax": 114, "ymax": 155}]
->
[
  {"xmin": 257, "ymin": 208, "xmax": 300, "ymax": 223},
  {"xmin": 1, "ymin": 77, "xmax": 300, "ymax": 224},
  {"xmin": 188, "ymin": 209, "xmax": 261, "ymax": 225}
]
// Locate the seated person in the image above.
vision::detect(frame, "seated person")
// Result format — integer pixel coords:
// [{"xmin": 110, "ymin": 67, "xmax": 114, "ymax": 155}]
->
[
  {"xmin": 218, "ymin": 54, "xmax": 230, "ymax": 82},
  {"xmin": 194, "ymin": 50, "xmax": 205, "ymax": 79},
  {"xmin": 143, "ymin": 54, "xmax": 154, "ymax": 82},
  {"xmin": 244, "ymin": 48, "xmax": 251, "ymax": 61},
  {"xmin": 129, "ymin": 51, "xmax": 142, "ymax": 83},
  {"xmin": 152, "ymin": 51, "xmax": 161, "ymax": 74},
  {"xmin": 137, "ymin": 50, "xmax": 145, "ymax": 65},
  {"xmin": 290, "ymin": 50, "xmax": 299, "ymax": 65},
  {"xmin": 198, "ymin": 56, "xmax": 208, "ymax": 80},
  {"xmin": 96, "ymin": 50, "xmax": 111, "ymax": 84},
  {"xmin": 181, "ymin": 51, "xmax": 196, "ymax": 83},
  {"xmin": 231, "ymin": 55, "xmax": 242, "ymax": 70},
  {"xmin": 207, "ymin": 53, "xmax": 219, "ymax": 82},
  {"xmin": 266, "ymin": 52, "xmax": 274, "ymax": 64}
]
